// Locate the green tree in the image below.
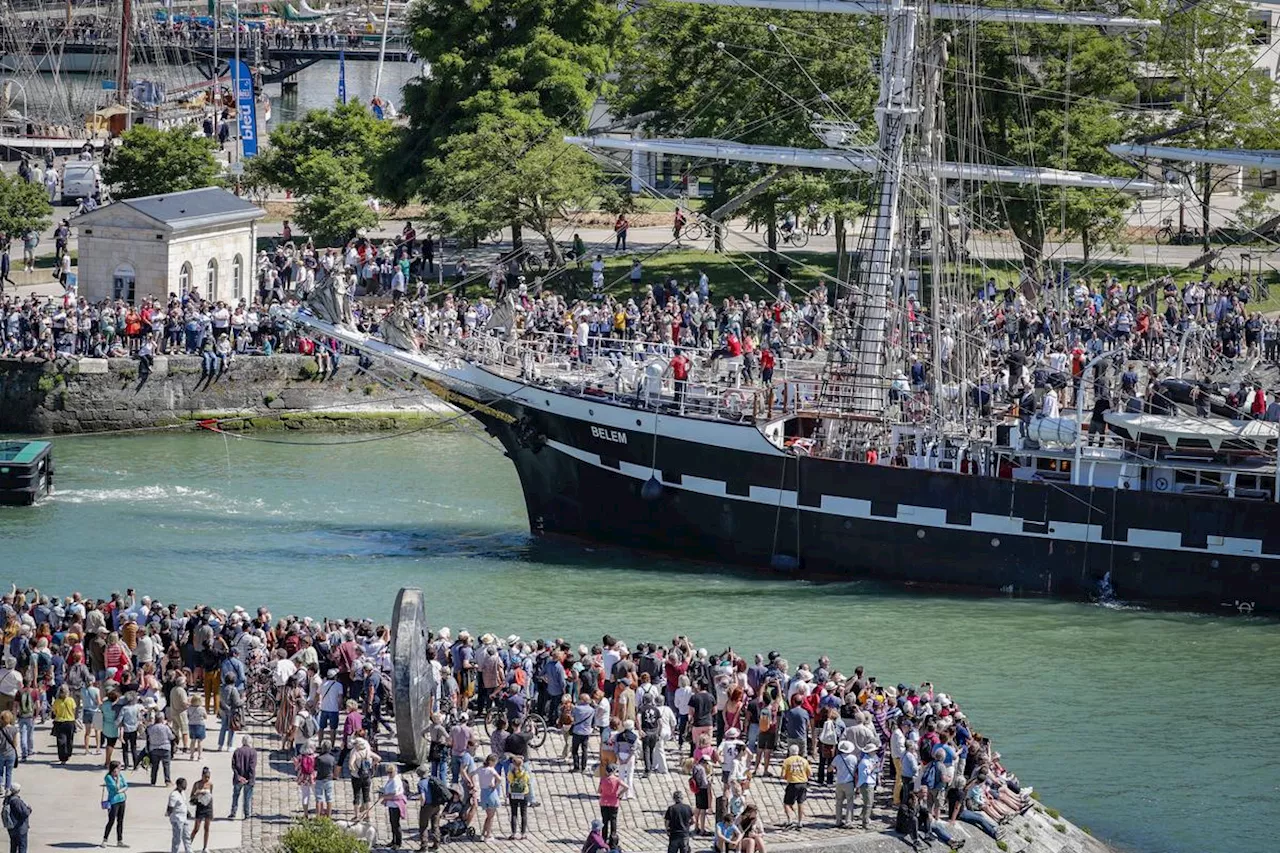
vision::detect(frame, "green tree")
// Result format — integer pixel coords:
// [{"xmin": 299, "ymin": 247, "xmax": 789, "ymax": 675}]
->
[
  {"xmin": 380, "ymin": 0, "xmax": 630, "ymax": 260},
  {"xmin": 292, "ymin": 152, "xmax": 379, "ymax": 247},
  {"xmin": 956, "ymin": 20, "xmax": 1138, "ymax": 270},
  {"xmin": 0, "ymin": 172, "xmax": 52, "ymax": 239},
  {"xmin": 1154, "ymin": 0, "xmax": 1280, "ymax": 248},
  {"xmin": 612, "ymin": 5, "xmax": 878, "ymax": 280},
  {"xmin": 1235, "ymin": 190, "xmax": 1280, "ymax": 233},
  {"xmin": 102, "ymin": 125, "xmax": 221, "ymax": 199},
  {"xmin": 244, "ymin": 101, "xmax": 392, "ymax": 199}
]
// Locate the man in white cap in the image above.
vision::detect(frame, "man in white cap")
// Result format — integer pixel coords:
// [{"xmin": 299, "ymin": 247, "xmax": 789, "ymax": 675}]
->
[
  {"xmin": 2, "ymin": 781, "xmax": 30, "ymax": 853},
  {"xmin": 832, "ymin": 740, "xmax": 858, "ymax": 827},
  {"xmin": 855, "ymin": 742, "xmax": 880, "ymax": 829}
]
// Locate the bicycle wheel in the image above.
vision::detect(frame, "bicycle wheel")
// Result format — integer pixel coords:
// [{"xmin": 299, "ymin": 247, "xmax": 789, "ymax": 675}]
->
[
  {"xmin": 1155, "ymin": 227, "xmax": 1172, "ymax": 246},
  {"xmin": 484, "ymin": 709, "xmax": 505, "ymax": 737},
  {"xmin": 788, "ymin": 229, "xmax": 809, "ymax": 249},
  {"xmin": 245, "ymin": 685, "xmax": 276, "ymax": 723},
  {"xmin": 1216, "ymin": 257, "xmax": 1235, "ymax": 274},
  {"xmin": 683, "ymin": 222, "xmax": 704, "ymax": 242},
  {"xmin": 522, "ymin": 713, "xmax": 548, "ymax": 749}
]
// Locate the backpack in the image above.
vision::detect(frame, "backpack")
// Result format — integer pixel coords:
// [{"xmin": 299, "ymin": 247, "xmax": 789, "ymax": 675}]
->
[
  {"xmin": 355, "ymin": 757, "xmax": 374, "ymax": 780},
  {"xmin": 895, "ymin": 802, "xmax": 917, "ymax": 837},
  {"xmin": 819, "ymin": 719, "xmax": 839, "ymax": 746},
  {"xmin": 509, "ymin": 772, "xmax": 529, "ymax": 797},
  {"xmin": 296, "ymin": 754, "xmax": 316, "ymax": 779},
  {"xmin": 0, "ymin": 799, "xmax": 13, "ymax": 830},
  {"xmin": 427, "ymin": 776, "xmax": 450, "ymax": 805},
  {"xmin": 298, "ymin": 715, "xmax": 318, "ymax": 741},
  {"xmin": 758, "ymin": 704, "xmax": 774, "ymax": 733}
]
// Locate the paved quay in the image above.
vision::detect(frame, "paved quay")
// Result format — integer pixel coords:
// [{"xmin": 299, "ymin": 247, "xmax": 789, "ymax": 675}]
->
[{"xmin": 15, "ymin": 709, "xmax": 1101, "ymax": 853}]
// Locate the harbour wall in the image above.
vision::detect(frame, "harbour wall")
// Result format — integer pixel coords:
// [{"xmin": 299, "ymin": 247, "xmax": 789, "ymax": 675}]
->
[{"xmin": 0, "ymin": 355, "xmax": 451, "ymax": 435}]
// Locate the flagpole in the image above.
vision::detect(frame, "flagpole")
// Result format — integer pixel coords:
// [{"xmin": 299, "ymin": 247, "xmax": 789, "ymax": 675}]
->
[
  {"xmin": 232, "ymin": 0, "xmax": 241, "ymax": 171},
  {"xmin": 231, "ymin": 0, "xmax": 240, "ymax": 170}
]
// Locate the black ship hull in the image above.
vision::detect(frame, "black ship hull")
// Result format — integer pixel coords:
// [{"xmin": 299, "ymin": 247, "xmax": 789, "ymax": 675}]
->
[{"xmin": 449, "ymin": 364, "xmax": 1279, "ymax": 616}]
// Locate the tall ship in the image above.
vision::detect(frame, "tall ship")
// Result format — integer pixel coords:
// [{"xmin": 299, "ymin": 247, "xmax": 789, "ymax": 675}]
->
[{"xmin": 296, "ymin": 0, "xmax": 1280, "ymax": 615}]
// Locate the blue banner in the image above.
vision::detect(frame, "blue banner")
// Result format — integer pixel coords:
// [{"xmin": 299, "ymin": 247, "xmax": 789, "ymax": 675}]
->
[
  {"xmin": 233, "ymin": 59, "xmax": 257, "ymax": 158},
  {"xmin": 338, "ymin": 50, "xmax": 347, "ymax": 104}
]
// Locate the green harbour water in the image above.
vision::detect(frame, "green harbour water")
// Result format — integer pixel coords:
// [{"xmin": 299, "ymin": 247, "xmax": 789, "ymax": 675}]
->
[{"xmin": 1, "ymin": 430, "xmax": 1276, "ymax": 853}]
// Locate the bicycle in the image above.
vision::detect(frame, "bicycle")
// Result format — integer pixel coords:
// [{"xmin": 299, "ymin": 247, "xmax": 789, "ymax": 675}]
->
[
  {"xmin": 244, "ymin": 673, "xmax": 278, "ymax": 724},
  {"xmin": 681, "ymin": 220, "xmax": 707, "ymax": 242},
  {"xmin": 1154, "ymin": 217, "xmax": 1199, "ymax": 246},
  {"xmin": 482, "ymin": 708, "xmax": 548, "ymax": 749},
  {"xmin": 779, "ymin": 225, "xmax": 809, "ymax": 248}
]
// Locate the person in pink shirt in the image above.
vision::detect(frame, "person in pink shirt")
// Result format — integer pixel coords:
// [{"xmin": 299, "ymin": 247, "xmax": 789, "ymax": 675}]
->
[{"xmin": 596, "ymin": 762, "xmax": 629, "ymax": 840}]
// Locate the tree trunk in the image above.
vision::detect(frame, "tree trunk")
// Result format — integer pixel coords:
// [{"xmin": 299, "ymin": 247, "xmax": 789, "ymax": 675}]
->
[
  {"xmin": 1081, "ymin": 223, "xmax": 1092, "ymax": 265},
  {"xmin": 539, "ymin": 225, "xmax": 563, "ymax": 267},
  {"xmin": 1200, "ymin": 163, "xmax": 1212, "ymax": 252},
  {"xmin": 834, "ymin": 211, "xmax": 848, "ymax": 306},
  {"xmin": 511, "ymin": 222, "xmax": 523, "ymax": 254},
  {"xmin": 713, "ymin": 164, "xmax": 725, "ymax": 253},
  {"xmin": 765, "ymin": 197, "xmax": 778, "ymax": 288}
]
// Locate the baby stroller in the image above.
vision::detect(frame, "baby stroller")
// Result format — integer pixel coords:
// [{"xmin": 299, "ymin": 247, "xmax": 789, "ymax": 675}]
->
[{"xmin": 438, "ymin": 817, "xmax": 477, "ymax": 843}]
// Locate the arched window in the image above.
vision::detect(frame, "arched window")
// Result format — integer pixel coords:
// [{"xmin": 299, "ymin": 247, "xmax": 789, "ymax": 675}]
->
[
  {"xmin": 232, "ymin": 254, "xmax": 243, "ymax": 300},
  {"xmin": 206, "ymin": 258, "xmax": 219, "ymax": 301},
  {"xmin": 178, "ymin": 261, "xmax": 192, "ymax": 295}
]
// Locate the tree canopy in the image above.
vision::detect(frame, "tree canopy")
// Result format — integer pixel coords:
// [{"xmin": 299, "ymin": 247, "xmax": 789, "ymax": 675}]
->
[
  {"xmin": 102, "ymin": 125, "xmax": 222, "ymax": 199},
  {"xmin": 1152, "ymin": 0, "xmax": 1280, "ymax": 246},
  {"xmin": 612, "ymin": 5, "xmax": 880, "ymax": 278},
  {"xmin": 0, "ymin": 173, "xmax": 52, "ymax": 239},
  {"xmin": 952, "ymin": 19, "xmax": 1138, "ymax": 269},
  {"xmin": 244, "ymin": 102, "xmax": 392, "ymax": 247},
  {"xmin": 378, "ymin": 0, "xmax": 630, "ymax": 257}
]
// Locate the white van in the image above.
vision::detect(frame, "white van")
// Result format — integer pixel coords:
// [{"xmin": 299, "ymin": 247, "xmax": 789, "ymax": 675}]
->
[{"xmin": 60, "ymin": 162, "xmax": 99, "ymax": 205}]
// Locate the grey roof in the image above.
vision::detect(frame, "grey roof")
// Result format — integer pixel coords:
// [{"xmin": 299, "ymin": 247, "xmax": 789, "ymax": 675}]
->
[{"xmin": 76, "ymin": 187, "xmax": 266, "ymax": 232}]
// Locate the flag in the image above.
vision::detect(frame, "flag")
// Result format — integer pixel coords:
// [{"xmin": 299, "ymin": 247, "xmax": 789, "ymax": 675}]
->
[
  {"xmin": 233, "ymin": 59, "xmax": 257, "ymax": 158},
  {"xmin": 338, "ymin": 49, "xmax": 347, "ymax": 104}
]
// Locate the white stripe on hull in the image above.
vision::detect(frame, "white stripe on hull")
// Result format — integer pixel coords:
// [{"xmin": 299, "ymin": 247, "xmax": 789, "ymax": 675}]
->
[{"xmin": 544, "ymin": 440, "xmax": 1270, "ymax": 560}]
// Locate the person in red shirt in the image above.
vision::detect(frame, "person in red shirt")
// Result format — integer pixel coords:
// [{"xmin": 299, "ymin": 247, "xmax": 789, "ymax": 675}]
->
[
  {"xmin": 760, "ymin": 347, "xmax": 776, "ymax": 384},
  {"xmin": 669, "ymin": 349, "xmax": 690, "ymax": 408},
  {"xmin": 726, "ymin": 333, "xmax": 742, "ymax": 358}
]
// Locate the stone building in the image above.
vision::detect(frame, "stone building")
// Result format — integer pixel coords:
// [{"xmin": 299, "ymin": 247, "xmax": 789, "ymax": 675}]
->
[{"xmin": 73, "ymin": 187, "xmax": 265, "ymax": 304}]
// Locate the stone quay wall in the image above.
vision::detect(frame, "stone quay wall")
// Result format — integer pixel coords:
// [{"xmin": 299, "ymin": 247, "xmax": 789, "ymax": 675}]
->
[{"xmin": 0, "ymin": 354, "xmax": 451, "ymax": 434}]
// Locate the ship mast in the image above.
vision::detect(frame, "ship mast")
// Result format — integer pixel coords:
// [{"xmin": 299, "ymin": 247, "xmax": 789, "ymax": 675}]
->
[{"xmin": 116, "ymin": 0, "xmax": 132, "ymax": 110}]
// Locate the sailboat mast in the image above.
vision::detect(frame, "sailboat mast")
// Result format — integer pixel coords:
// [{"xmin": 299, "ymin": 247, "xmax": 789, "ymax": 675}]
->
[
  {"xmin": 373, "ymin": 0, "xmax": 392, "ymax": 100},
  {"xmin": 116, "ymin": 0, "xmax": 132, "ymax": 108}
]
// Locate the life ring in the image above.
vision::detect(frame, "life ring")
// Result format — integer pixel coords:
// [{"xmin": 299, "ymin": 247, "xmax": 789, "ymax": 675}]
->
[{"xmin": 722, "ymin": 389, "xmax": 747, "ymax": 418}]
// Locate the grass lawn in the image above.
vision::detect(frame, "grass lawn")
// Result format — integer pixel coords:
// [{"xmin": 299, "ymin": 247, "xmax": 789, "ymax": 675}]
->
[{"xmin": 549, "ymin": 245, "xmax": 1280, "ymax": 306}]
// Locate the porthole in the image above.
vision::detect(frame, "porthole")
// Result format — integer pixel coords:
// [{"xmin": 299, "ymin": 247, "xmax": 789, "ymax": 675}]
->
[
  {"xmin": 844, "ymin": 520, "xmax": 852, "ymax": 530},
  {"xmin": 1132, "ymin": 552, "xmax": 1141, "ymax": 562},
  {"xmin": 1252, "ymin": 562, "xmax": 1261, "ymax": 573},
  {"xmin": 917, "ymin": 529, "xmax": 926, "ymax": 539},
  {"xmin": 636, "ymin": 419, "xmax": 642, "ymax": 426},
  {"xmin": 1211, "ymin": 559, "xmax": 1220, "ymax": 569},
  {"xmin": 589, "ymin": 409, "xmax": 595, "ymax": 416},
  {"xmin": 991, "ymin": 538, "xmax": 1000, "ymax": 548},
  {"xmin": 545, "ymin": 399, "xmax": 551, "ymax": 407}
]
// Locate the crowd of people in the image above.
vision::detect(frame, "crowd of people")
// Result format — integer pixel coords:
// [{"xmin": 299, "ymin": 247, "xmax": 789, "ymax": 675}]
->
[{"xmin": 0, "ymin": 582, "xmax": 1042, "ymax": 853}]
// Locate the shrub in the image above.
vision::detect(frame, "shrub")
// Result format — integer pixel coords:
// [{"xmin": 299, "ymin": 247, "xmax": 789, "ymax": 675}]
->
[
  {"xmin": 363, "ymin": 384, "xmax": 376, "ymax": 396},
  {"xmin": 264, "ymin": 393, "xmax": 277, "ymax": 405},
  {"xmin": 298, "ymin": 361, "xmax": 320, "ymax": 380},
  {"xmin": 1055, "ymin": 824, "xmax": 1068, "ymax": 834},
  {"xmin": 1046, "ymin": 807, "xmax": 1060, "ymax": 819},
  {"xmin": 996, "ymin": 842, "xmax": 1009, "ymax": 852},
  {"xmin": 278, "ymin": 818, "xmax": 369, "ymax": 853}
]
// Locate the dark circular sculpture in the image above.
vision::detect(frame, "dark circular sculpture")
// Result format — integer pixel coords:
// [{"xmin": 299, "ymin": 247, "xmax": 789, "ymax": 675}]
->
[{"xmin": 390, "ymin": 587, "xmax": 430, "ymax": 767}]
